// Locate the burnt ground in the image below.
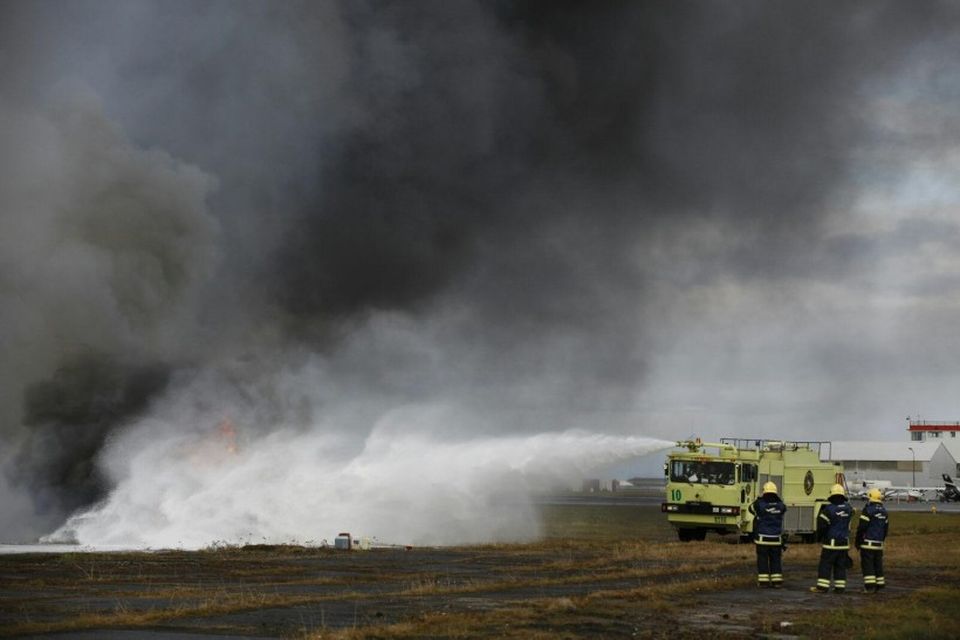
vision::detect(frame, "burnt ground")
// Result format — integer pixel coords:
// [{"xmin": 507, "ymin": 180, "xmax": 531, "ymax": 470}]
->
[{"xmin": 2, "ymin": 505, "xmax": 958, "ymax": 639}]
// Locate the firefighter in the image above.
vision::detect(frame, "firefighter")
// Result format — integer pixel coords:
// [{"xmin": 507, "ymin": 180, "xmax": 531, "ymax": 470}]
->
[
  {"xmin": 748, "ymin": 481, "xmax": 787, "ymax": 588},
  {"xmin": 810, "ymin": 483, "xmax": 854, "ymax": 593},
  {"xmin": 856, "ymin": 487, "xmax": 889, "ymax": 593}
]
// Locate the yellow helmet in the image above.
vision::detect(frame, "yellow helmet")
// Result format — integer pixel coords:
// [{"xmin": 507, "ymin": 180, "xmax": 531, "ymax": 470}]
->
[
  {"xmin": 762, "ymin": 481, "xmax": 778, "ymax": 495},
  {"xmin": 867, "ymin": 488, "xmax": 883, "ymax": 502},
  {"xmin": 830, "ymin": 483, "xmax": 846, "ymax": 497}
]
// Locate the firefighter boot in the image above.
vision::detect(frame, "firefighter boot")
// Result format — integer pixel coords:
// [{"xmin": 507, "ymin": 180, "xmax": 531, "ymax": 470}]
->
[{"xmin": 810, "ymin": 577, "xmax": 830, "ymax": 593}]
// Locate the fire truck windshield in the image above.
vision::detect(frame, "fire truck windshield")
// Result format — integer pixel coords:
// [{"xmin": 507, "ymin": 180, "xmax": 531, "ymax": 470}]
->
[{"xmin": 670, "ymin": 460, "xmax": 736, "ymax": 485}]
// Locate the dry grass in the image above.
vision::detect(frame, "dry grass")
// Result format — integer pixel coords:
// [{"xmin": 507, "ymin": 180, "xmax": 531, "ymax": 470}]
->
[
  {"xmin": 2, "ymin": 508, "xmax": 958, "ymax": 639},
  {"xmin": 1, "ymin": 537, "xmax": 752, "ymax": 638},
  {"xmin": 7, "ymin": 585, "xmax": 433, "ymax": 637},
  {"xmin": 309, "ymin": 574, "xmax": 755, "ymax": 640},
  {"xmin": 790, "ymin": 586, "xmax": 960, "ymax": 639},
  {"xmin": 303, "ymin": 513, "xmax": 960, "ymax": 639}
]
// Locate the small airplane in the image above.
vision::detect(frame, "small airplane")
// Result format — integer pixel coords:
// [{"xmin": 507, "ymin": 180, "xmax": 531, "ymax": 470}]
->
[
  {"xmin": 884, "ymin": 487, "xmax": 929, "ymax": 502},
  {"xmin": 851, "ymin": 478, "xmax": 950, "ymax": 502},
  {"xmin": 936, "ymin": 474, "xmax": 960, "ymax": 502},
  {"xmin": 853, "ymin": 479, "xmax": 892, "ymax": 499},
  {"xmin": 851, "ymin": 480, "xmax": 921, "ymax": 500}
]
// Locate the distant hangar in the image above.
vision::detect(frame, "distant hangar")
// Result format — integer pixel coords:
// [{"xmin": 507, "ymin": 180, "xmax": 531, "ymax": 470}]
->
[{"xmin": 822, "ymin": 420, "xmax": 960, "ymax": 488}]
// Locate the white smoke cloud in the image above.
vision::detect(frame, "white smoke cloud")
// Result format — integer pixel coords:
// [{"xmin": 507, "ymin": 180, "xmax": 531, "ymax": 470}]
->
[{"xmin": 47, "ymin": 404, "xmax": 671, "ymax": 548}]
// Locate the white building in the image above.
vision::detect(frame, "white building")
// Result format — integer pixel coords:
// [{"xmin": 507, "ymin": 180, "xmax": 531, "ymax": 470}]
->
[
  {"xmin": 945, "ymin": 441, "xmax": 960, "ymax": 473},
  {"xmin": 908, "ymin": 419, "xmax": 960, "ymax": 442},
  {"xmin": 906, "ymin": 419, "xmax": 960, "ymax": 480},
  {"xmin": 822, "ymin": 441, "xmax": 958, "ymax": 488}
]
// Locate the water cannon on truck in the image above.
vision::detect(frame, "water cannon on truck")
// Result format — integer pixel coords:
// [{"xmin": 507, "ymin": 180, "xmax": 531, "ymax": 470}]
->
[{"xmin": 661, "ymin": 438, "xmax": 845, "ymax": 542}]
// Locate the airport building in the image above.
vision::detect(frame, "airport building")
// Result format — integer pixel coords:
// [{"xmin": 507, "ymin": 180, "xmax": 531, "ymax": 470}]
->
[
  {"xmin": 908, "ymin": 419, "xmax": 960, "ymax": 442},
  {"xmin": 907, "ymin": 419, "xmax": 960, "ymax": 465},
  {"xmin": 822, "ymin": 440, "xmax": 958, "ymax": 488}
]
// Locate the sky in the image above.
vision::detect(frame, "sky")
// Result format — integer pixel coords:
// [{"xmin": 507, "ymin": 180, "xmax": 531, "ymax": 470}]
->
[{"xmin": 2, "ymin": 1, "xmax": 960, "ymax": 544}]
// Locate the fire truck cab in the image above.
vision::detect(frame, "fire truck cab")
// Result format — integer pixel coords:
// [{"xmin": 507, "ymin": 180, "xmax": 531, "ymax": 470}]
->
[{"xmin": 661, "ymin": 438, "xmax": 845, "ymax": 542}]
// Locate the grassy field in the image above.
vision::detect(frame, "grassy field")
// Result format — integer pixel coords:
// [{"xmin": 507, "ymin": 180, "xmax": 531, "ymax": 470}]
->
[
  {"xmin": 1, "ymin": 504, "xmax": 958, "ymax": 639},
  {"xmin": 539, "ymin": 502, "xmax": 676, "ymax": 541}
]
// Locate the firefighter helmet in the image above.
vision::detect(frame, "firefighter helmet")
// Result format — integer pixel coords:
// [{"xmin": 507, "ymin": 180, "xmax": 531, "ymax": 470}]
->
[
  {"xmin": 762, "ymin": 481, "xmax": 778, "ymax": 495},
  {"xmin": 830, "ymin": 483, "xmax": 846, "ymax": 497},
  {"xmin": 867, "ymin": 488, "xmax": 884, "ymax": 502}
]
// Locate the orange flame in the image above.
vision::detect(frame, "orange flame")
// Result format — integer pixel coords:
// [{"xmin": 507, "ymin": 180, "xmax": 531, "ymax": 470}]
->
[{"xmin": 218, "ymin": 417, "xmax": 239, "ymax": 454}]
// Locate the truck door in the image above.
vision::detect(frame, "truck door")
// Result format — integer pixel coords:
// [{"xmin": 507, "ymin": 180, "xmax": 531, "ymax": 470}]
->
[{"xmin": 741, "ymin": 463, "xmax": 758, "ymax": 519}]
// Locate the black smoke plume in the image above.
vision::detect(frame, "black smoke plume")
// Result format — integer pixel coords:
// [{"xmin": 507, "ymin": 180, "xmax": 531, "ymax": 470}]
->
[
  {"xmin": 1, "ymin": 1, "xmax": 957, "ymax": 540},
  {"xmin": 17, "ymin": 354, "xmax": 170, "ymax": 518}
]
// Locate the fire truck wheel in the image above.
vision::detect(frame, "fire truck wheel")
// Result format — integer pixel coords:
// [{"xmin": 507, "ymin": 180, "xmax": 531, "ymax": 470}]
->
[{"xmin": 677, "ymin": 528, "xmax": 706, "ymax": 542}]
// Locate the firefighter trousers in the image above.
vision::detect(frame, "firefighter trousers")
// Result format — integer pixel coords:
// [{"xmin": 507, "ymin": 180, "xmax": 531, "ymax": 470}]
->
[
  {"xmin": 816, "ymin": 548, "xmax": 848, "ymax": 591},
  {"xmin": 860, "ymin": 549, "xmax": 885, "ymax": 590},
  {"xmin": 755, "ymin": 544, "xmax": 783, "ymax": 585}
]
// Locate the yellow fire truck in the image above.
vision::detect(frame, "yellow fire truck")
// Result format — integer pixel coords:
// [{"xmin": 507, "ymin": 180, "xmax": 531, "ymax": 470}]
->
[{"xmin": 661, "ymin": 438, "xmax": 845, "ymax": 542}]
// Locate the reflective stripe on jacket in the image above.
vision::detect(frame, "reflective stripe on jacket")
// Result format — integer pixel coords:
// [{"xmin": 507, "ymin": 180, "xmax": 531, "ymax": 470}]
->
[
  {"xmin": 822, "ymin": 537, "xmax": 850, "ymax": 550},
  {"xmin": 755, "ymin": 533, "xmax": 782, "ymax": 546},
  {"xmin": 818, "ymin": 501, "xmax": 853, "ymax": 549}
]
